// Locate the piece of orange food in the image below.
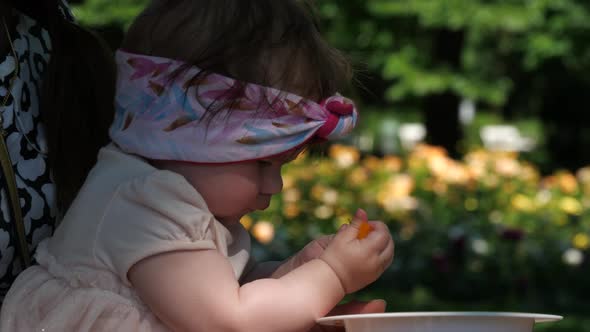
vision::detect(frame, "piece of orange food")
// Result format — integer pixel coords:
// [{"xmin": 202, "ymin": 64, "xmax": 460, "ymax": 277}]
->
[{"xmin": 357, "ymin": 219, "xmax": 374, "ymax": 239}]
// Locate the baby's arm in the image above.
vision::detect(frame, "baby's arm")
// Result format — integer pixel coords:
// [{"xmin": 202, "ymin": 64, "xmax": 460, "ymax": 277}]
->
[
  {"xmin": 241, "ymin": 234, "xmax": 333, "ymax": 283},
  {"xmin": 129, "ymin": 218, "xmax": 393, "ymax": 332},
  {"xmin": 130, "ymin": 249, "xmax": 343, "ymax": 332}
]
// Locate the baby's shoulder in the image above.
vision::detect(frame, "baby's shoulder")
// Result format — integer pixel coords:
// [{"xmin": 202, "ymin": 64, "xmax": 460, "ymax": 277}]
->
[
  {"xmin": 116, "ymin": 169, "xmax": 199, "ymax": 203},
  {"xmin": 72, "ymin": 145, "xmax": 208, "ymax": 218}
]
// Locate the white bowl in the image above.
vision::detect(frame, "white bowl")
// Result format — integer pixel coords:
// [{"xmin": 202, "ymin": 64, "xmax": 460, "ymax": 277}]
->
[{"xmin": 317, "ymin": 312, "xmax": 563, "ymax": 332}]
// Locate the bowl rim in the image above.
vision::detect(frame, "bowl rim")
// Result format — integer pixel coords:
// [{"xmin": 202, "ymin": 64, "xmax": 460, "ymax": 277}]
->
[{"xmin": 317, "ymin": 312, "xmax": 563, "ymax": 327}]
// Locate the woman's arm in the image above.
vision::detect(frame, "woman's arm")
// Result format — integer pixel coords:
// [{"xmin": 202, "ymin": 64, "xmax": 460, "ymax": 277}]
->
[{"xmin": 129, "ymin": 249, "xmax": 345, "ymax": 332}]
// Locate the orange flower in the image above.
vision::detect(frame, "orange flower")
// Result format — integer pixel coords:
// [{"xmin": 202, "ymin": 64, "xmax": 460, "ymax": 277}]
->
[
  {"xmin": 252, "ymin": 221, "xmax": 275, "ymax": 244},
  {"xmin": 494, "ymin": 157, "xmax": 521, "ymax": 177},
  {"xmin": 382, "ymin": 155, "xmax": 403, "ymax": 172},
  {"xmin": 557, "ymin": 172, "xmax": 578, "ymax": 194},
  {"xmin": 362, "ymin": 156, "xmax": 382, "ymax": 171},
  {"xmin": 329, "ymin": 144, "xmax": 360, "ymax": 168},
  {"xmin": 357, "ymin": 220, "xmax": 374, "ymax": 239},
  {"xmin": 283, "ymin": 204, "xmax": 300, "ymax": 218},
  {"xmin": 414, "ymin": 144, "xmax": 447, "ymax": 159},
  {"xmin": 347, "ymin": 167, "xmax": 369, "ymax": 186}
]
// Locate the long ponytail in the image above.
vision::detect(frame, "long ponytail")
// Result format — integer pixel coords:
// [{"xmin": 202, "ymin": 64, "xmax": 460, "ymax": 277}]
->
[{"xmin": 14, "ymin": 0, "xmax": 117, "ymax": 211}]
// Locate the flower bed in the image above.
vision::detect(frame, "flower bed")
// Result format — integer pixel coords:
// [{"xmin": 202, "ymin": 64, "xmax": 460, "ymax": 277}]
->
[{"xmin": 245, "ymin": 144, "xmax": 589, "ymax": 325}]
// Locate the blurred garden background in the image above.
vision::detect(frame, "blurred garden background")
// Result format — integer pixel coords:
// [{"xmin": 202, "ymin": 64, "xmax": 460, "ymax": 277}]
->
[{"xmin": 70, "ymin": 0, "xmax": 590, "ymax": 330}]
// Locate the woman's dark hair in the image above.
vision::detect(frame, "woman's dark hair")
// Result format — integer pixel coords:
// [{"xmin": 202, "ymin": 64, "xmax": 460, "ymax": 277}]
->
[
  {"xmin": 123, "ymin": 0, "xmax": 351, "ymax": 103},
  {"xmin": 11, "ymin": 0, "xmax": 117, "ymax": 212}
]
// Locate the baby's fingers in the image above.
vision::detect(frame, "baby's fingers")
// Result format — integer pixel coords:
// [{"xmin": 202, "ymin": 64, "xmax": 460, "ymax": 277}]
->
[
  {"xmin": 364, "ymin": 222, "xmax": 392, "ymax": 250},
  {"xmin": 351, "ymin": 208, "xmax": 368, "ymax": 225},
  {"xmin": 338, "ymin": 209, "xmax": 370, "ymax": 241},
  {"xmin": 379, "ymin": 236, "xmax": 395, "ymax": 270}
]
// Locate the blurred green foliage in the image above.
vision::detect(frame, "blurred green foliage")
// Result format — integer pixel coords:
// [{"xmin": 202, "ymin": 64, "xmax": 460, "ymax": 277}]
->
[{"xmin": 317, "ymin": 0, "xmax": 590, "ymax": 107}]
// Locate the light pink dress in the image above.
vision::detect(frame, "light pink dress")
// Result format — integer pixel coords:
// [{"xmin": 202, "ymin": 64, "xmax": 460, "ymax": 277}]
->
[{"xmin": 0, "ymin": 145, "xmax": 252, "ymax": 331}]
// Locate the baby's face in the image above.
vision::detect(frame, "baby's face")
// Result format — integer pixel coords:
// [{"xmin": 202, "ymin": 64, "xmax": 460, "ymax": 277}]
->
[{"xmin": 154, "ymin": 155, "xmax": 292, "ymax": 225}]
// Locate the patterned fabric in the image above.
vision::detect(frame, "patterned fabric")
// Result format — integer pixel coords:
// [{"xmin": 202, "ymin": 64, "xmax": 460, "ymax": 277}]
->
[
  {"xmin": 0, "ymin": 8, "xmax": 65, "ymax": 299},
  {"xmin": 111, "ymin": 50, "xmax": 359, "ymax": 163}
]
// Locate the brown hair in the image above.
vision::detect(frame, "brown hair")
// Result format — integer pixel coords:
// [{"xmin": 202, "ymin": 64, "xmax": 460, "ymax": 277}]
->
[
  {"xmin": 122, "ymin": 0, "xmax": 351, "ymax": 104},
  {"xmin": 13, "ymin": 0, "xmax": 117, "ymax": 211}
]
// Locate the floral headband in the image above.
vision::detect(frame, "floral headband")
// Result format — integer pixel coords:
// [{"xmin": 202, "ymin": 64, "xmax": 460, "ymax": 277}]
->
[{"xmin": 110, "ymin": 50, "xmax": 359, "ymax": 163}]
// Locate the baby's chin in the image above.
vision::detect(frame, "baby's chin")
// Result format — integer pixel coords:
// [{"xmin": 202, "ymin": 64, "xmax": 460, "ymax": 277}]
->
[{"xmin": 215, "ymin": 214, "xmax": 244, "ymax": 226}]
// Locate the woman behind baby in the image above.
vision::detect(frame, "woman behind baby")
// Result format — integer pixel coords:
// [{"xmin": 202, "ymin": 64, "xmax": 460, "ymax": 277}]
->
[{"xmin": 0, "ymin": 0, "xmax": 395, "ymax": 331}]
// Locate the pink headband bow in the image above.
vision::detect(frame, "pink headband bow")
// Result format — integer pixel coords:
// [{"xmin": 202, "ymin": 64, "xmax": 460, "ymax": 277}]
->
[{"xmin": 110, "ymin": 50, "xmax": 359, "ymax": 163}]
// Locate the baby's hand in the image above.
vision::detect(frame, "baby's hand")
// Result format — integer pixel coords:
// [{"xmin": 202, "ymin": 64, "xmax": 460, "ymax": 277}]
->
[{"xmin": 319, "ymin": 209, "xmax": 394, "ymax": 294}]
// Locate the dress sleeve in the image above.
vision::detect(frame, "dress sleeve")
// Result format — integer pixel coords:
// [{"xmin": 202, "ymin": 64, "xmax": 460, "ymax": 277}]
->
[{"xmin": 94, "ymin": 170, "xmax": 228, "ymax": 286}]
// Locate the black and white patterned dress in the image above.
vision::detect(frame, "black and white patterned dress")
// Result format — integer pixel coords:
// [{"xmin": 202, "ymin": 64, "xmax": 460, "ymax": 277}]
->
[{"xmin": 0, "ymin": 4, "xmax": 72, "ymax": 300}]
